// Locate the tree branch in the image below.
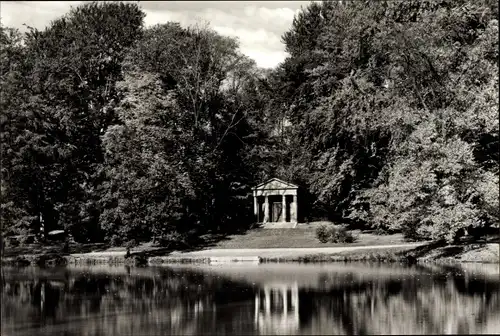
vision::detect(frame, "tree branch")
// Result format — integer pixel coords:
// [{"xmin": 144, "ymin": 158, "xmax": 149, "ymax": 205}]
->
[{"xmin": 212, "ymin": 110, "xmax": 246, "ymax": 152}]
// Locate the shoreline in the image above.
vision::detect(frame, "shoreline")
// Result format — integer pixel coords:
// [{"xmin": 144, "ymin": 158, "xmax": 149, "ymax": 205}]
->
[{"xmin": 2, "ymin": 242, "xmax": 498, "ymax": 267}]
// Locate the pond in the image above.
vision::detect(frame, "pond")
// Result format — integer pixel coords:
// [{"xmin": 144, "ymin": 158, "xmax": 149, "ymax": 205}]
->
[{"xmin": 2, "ymin": 262, "xmax": 499, "ymax": 335}]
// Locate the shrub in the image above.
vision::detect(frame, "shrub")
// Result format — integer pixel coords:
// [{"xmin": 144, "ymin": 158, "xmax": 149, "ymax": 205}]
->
[
  {"xmin": 329, "ymin": 225, "xmax": 356, "ymax": 243},
  {"xmin": 124, "ymin": 239, "xmax": 138, "ymax": 248},
  {"xmin": 316, "ymin": 225, "xmax": 331, "ymax": 243},
  {"xmin": 157, "ymin": 231, "xmax": 188, "ymax": 248},
  {"xmin": 316, "ymin": 224, "xmax": 356, "ymax": 243},
  {"xmin": 374, "ymin": 227, "xmax": 391, "ymax": 235},
  {"xmin": 14, "ymin": 256, "xmax": 31, "ymax": 266},
  {"xmin": 19, "ymin": 234, "xmax": 35, "ymax": 245},
  {"xmin": 109, "ymin": 235, "xmax": 123, "ymax": 247},
  {"xmin": 5, "ymin": 236, "xmax": 20, "ymax": 247},
  {"xmin": 133, "ymin": 252, "xmax": 148, "ymax": 266}
]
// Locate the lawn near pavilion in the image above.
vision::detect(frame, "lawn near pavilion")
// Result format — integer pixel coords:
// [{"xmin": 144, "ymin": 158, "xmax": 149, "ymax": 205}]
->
[
  {"xmin": 94, "ymin": 221, "xmax": 410, "ymax": 252},
  {"xmin": 3, "ymin": 221, "xmax": 498, "ymax": 265},
  {"xmin": 2, "ymin": 222, "xmax": 408, "ymax": 257},
  {"xmin": 209, "ymin": 223, "xmax": 406, "ymax": 249},
  {"xmin": 66, "ymin": 222, "xmax": 428, "ymax": 263}
]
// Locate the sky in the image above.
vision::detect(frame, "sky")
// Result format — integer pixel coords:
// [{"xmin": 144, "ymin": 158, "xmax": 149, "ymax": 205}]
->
[{"xmin": 0, "ymin": 1, "xmax": 316, "ymax": 68}]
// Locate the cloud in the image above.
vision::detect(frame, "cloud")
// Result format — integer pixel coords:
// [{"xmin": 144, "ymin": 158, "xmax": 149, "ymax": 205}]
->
[
  {"xmin": 0, "ymin": 0, "xmax": 315, "ymax": 68},
  {"xmin": 140, "ymin": 2, "xmax": 310, "ymax": 68},
  {"xmin": 240, "ymin": 48, "xmax": 288, "ymax": 69},
  {"xmin": 0, "ymin": 1, "xmax": 83, "ymax": 29}
]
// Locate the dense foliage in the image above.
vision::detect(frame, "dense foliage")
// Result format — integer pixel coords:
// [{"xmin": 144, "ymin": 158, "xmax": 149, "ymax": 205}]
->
[
  {"xmin": 269, "ymin": 0, "xmax": 499, "ymax": 243},
  {"xmin": 1, "ymin": 0, "xmax": 498, "ymax": 246},
  {"xmin": 316, "ymin": 224, "xmax": 355, "ymax": 244}
]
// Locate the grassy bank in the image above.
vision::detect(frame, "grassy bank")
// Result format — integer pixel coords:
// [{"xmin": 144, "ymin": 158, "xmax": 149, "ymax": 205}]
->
[
  {"xmin": 149, "ymin": 257, "xmax": 211, "ymax": 264},
  {"xmin": 261, "ymin": 243, "xmax": 499, "ymax": 264},
  {"xmin": 210, "ymin": 224, "xmax": 407, "ymax": 249},
  {"xmin": 2, "ymin": 225, "xmax": 497, "ymax": 266},
  {"xmin": 261, "ymin": 246, "xmax": 417, "ymax": 263},
  {"xmin": 1, "ymin": 253, "xmax": 68, "ymax": 267},
  {"xmin": 3, "ymin": 242, "xmax": 497, "ymax": 266},
  {"xmin": 2, "ymin": 250, "xmax": 150, "ymax": 267},
  {"xmin": 416, "ymin": 242, "xmax": 499, "ymax": 264}
]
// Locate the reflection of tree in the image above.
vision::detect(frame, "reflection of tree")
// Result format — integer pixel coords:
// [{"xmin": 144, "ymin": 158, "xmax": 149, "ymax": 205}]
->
[
  {"xmin": 293, "ymin": 269, "xmax": 500, "ymax": 335},
  {"xmin": 32, "ymin": 281, "xmax": 60, "ymax": 322},
  {"xmin": 1, "ymin": 280, "xmax": 61, "ymax": 329},
  {"xmin": 1, "ymin": 267, "xmax": 258, "ymax": 335},
  {"xmin": 1, "ymin": 265, "xmax": 500, "ymax": 335},
  {"xmin": 297, "ymin": 281, "xmax": 384, "ymax": 335}
]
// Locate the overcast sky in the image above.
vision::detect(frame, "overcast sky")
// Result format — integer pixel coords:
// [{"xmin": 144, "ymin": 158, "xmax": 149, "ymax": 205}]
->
[{"xmin": 0, "ymin": 1, "xmax": 316, "ymax": 68}]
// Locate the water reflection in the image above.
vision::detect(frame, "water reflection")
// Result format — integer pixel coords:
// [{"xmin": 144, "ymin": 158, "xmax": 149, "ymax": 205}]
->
[
  {"xmin": 255, "ymin": 282, "xmax": 300, "ymax": 334},
  {"xmin": 1, "ymin": 263, "xmax": 499, "ymax": 335}
]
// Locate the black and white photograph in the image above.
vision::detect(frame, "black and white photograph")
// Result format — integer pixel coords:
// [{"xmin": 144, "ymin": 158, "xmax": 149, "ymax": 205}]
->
[{"xmin": 0, "ymin": 1, "xmax": 499, "ymax": 335}]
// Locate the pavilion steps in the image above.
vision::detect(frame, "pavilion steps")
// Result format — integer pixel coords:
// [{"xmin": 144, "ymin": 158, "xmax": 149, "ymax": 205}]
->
[{"xmin": 260, "ymin": 222, "xmax": 298, "ymax": 229}]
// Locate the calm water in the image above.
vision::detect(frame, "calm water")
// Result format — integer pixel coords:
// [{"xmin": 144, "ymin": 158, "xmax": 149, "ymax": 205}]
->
[{"xmin": 1, "ymin": 262, "xmax": 499, "ymax": 335}]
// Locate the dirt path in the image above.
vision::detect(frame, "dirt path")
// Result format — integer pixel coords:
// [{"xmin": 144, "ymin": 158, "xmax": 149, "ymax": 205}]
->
[
  {"xmin": 70, "ymin": 242, "xmax": 426, "ymax": 259},
  {"xmin": 168, "ymin": 242, "xmax": 426, "ymax": 258}
]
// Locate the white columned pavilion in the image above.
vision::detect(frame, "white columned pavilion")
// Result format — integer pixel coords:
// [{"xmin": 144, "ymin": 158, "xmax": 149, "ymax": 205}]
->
[{"xmin": 252, "ymin": 178, "xmax": 298, "ymax": 228}]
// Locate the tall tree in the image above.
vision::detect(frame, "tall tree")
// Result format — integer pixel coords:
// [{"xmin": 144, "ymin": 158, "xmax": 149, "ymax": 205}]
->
[
  {"xmin": 99, "ymin": 22, "xmax": 268, "ymax": 244},
  {"xmin": 272, "ymin": 0, "xmax": 498, "ymax": 241},
  {"xmin": 1, "ymin": 26, "xmax": 39, "ymax": 239},
  {"xmin": 1, "ymin": 2, "xmax": 145, "ymax": 242}
]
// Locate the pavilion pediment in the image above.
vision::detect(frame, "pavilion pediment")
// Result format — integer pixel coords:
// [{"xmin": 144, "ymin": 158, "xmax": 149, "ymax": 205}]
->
[
  {"xmin": 254, "ymin": 178, "xmax": 298, "ymax": 191},
  {"xmin": 253, "ymin": 178, "xmax": 298, "ymax": 225}
]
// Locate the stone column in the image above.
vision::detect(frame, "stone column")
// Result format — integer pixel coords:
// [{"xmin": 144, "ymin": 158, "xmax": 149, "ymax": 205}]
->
[
  {"xmin": 263, "ymin": 195, "xmax": 269, "ymax": 223},
  {"xmin": 291, "ymin": 195, "xmax": 297, "ymax": 223},
  {"xmin": 253, "ymin": 195, "xmax": 258, "ymax": 222},
  {"xmin": 282, "ymin": 194, "xmax": 286, "ymax": 222}
]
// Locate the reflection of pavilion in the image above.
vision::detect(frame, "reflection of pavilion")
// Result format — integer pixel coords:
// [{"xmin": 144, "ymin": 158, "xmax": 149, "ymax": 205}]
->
[{"xmin": 254, "ymin": 282, "xmax": 300, "ymax": 334}]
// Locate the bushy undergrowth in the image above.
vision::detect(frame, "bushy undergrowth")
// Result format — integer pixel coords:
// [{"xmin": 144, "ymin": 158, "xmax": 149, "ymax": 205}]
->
[{"xmin": 316, "ymin": 224, "xmax": 356, "ymax": 243}]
